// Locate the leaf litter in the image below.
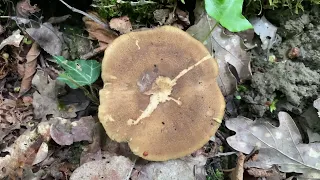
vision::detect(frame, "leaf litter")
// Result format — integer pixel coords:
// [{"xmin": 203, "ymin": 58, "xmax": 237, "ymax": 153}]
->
[
  {"xmin": 187, "ymin": 1, "xmax": 252, "ymax": 96},
  {"xmin": 226, "ymin": 111, "xmax": 320, "ymax": 179}
]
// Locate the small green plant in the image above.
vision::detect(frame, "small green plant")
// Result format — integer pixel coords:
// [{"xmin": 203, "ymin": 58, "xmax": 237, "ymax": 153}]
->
[
  {"xmin": 53, "ymin": 56, "xmax": 101, "ymax": 104},
  {"xmin": 237, "ymin": 85, "xmax": 248, "ymax": 92},
  {"xmin": 207, "ymin": 169, "xmax": 224, "ymax": 180},
  {"xmin": 205, "ymin": 0, "xmax": 253, "ymax": 32},
  {"xmin": 269, "ymin": 99, "xmax": 278, "ymax": 113}
]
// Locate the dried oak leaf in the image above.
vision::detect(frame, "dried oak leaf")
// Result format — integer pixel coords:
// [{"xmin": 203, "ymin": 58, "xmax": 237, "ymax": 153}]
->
[
  {"xmin": 83, "ymin": 12, "xmax": 117, "ymax": 46},
  {"xmin": 16, "ymin": 0, "xmax": 40, "ymax": 18},
  {"xmin": 0, "ymin": 121, "xmax": 51, "ymax": 179},
  {"xmin": 19, "ymin": 42, "xmax": 40, "ymax": 95},
  {"xmin": 186, "ymin": 2, "xmax": 251, "ymax": 96},
  {"xmin": 32, "ymin": 70, "xmax": 88, "ymax": 119},
  {"xmin": 109, "ymin": 16, "xmax": 132, "ymax": 34},
  {"xmin": 226, "ymin": 112, "xmax": 320, "ymax": 179},
  {"xmin": 70, "ymin": 156, "xmax": 134, "ymax": 180},
  {"xmin": 0, "ymin": 30, "xmax": 24, "ymax": 51},
  {"xmin": 26, "ymin": 23, "xmax": 63, "ymax": 56},
  {"xmin": 50, "ymin": 116, "xmax": 96, "ymax": 146}
]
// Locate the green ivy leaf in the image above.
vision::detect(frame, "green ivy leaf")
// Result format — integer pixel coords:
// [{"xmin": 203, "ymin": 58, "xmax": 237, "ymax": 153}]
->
[
  {"xmin": 205, "ymin": 0, "xmax": 253, "ymax": 32},
  {"xmin": 53, "ymin": 56, "xmax": 101, "ymax": 89}
]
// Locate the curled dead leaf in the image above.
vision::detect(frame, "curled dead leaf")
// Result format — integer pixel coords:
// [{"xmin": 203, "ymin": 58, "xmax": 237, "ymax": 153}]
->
[
  {"xmin": 19, "ymin": 42, "xmax": 40, "ymax": 95},
  {"xmin": 83, "ymin": 12, "xmax": 117, "ymax": 46}
]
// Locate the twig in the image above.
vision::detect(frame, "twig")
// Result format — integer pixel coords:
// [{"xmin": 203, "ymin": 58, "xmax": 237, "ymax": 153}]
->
[
  {"xmin": 80, "ymin": 45, "xmax": 108, "ymax": 60},
  {"xmin": 58, "ymin": 0, "xmax": 109, "ymax": 29},
  {"xmin": 91, "ymin": 0, "xmax": 156, "ymax": 8}
]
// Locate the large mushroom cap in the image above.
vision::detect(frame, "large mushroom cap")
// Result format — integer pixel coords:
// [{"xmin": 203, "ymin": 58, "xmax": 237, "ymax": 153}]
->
[{"xmin": 98, "ymin": 26, "xmax": 225, "ymax": 161}]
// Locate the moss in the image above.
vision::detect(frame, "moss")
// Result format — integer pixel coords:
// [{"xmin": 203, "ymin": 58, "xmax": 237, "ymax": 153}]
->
[
  {"xmin": 244, "ymin": 0, "xmax": 320, "ymax": 16},
  {"xmin": 92, "ymin": 0, "xmax": 175, "ymax": 24}
]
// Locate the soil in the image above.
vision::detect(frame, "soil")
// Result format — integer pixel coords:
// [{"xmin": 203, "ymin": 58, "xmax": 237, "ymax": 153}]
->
[{"xmin": 236, "ymin": 7, "xmax": 320, "ymax": 121}]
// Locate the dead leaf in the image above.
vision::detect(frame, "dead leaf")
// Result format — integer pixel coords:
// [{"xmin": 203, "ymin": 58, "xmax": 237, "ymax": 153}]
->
[
  {"xmin": 83, "ymin": 12, "xmax": 117, "ymax": 46},
  {"xmin": 19, "ymin": 43, "xmax": 40, "ymax": 95},
  {"xmin": 26, "ymin": 23, "xmax": 63, "ymax": 56},
  {"xmin": 70, "ymin": 156, "xmax": 134, "ymax": 180},
  {"xmin": 109, "ymin": 16, "xmax": 132, "ymax": 34},
  {"xmin": 50, "ymin": 116, "xmax": 96, "ymax": 146},
  {"xmin": 47, "ymin": 15, "xmax": 71, "ymax": 24},
  {"xmin": 313, "ymin": 98, "xmax": 320, "ymax": 117},
  {"xmin": 32, "ymin": 70, "xmax": 88, "ymax": 119},
  {"xmin": 250, "ymin": 16, "xmax": 278, "ymax": 50},
  {"xmin": 0, "ymin": 121, "xmax": 51, "ymax": 179},
  {"xmin": 226, "ymin": 112, "xmax": 320, "ymax": 179},
  {"xmin": 0, "ymin": 98, "xmax": 33, "ymax": 142},
  {"xmin": 32, "ymin": 142, "xmax": 49, "ymax": 165},
  {"xmin": 186, "ymin": 2, "xmax": 251, "ymax": 96},
  {"xmin": 16, "ymin": 0, "xmax": 40, "ymax": 18},
  {"xmin": 135, "ymin": 155, "xmax": 207, "ymax": 180},
  {"xmin": 0, "ymin": 30, "xmax": 24, "ymax": 51},
  {"xmin": 153, "ymin": 9, "xmax": 170, "ymax": 25},
  {"xmin": 246, "ymin": 167, "xmax": 285, "ymax": 178}
]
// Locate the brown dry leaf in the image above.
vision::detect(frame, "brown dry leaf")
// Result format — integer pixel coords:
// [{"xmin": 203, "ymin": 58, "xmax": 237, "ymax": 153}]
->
[
  {"xmin": 0, "ymin": 30, "xmax": 24, "ymax": 51},
  {"xmin": 0, "ymin": 121, "xmax": 51, "ymax": 179},
  {"xmin": 19, "ymin": 42, "xmax": 40, "ymax": 95},
  {"xmin": 16, "ymin": 0, "xmax": 40, "ymax": 18},
  {"xmin": 83, "ymin": 12, "xmax": 117, "ymax": 46},
  {"xmin": 50, "ymin": 116, "xmax": 96, "ymax": 146},
  {"xmin": 109, "ymin": 16, "xmax": 132, "ymax": 34}
]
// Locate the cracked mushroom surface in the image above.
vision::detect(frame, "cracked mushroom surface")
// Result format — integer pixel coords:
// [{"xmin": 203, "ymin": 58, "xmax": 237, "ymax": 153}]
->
[{"xmin": 98, "ymin": 26, "xmax": 225, "ymax": 161}]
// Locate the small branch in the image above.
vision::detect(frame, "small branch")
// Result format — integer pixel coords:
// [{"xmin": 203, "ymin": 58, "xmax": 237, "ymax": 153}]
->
[
  {"xmin": 80, "ymin": 45, "xmax": 108, "ymax": 60},
  {"xmin": 91, "ymin": 0, "xmax": 156, "ymax": 8},
  {"xmin": 58, "ymin": 0, "xmax": 109, "ymax": 29}
]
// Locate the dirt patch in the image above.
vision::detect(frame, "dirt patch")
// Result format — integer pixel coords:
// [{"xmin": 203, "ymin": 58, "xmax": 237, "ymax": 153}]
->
[{"xmin": 238, "ymin": 8, "xmax": 320, "ymax": 117}]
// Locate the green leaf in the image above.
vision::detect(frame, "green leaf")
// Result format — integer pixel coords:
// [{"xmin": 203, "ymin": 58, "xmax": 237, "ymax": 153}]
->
[
  {"xmin": 180, "ymin": 0, "xmax": 185, "ymax": 4},
  {"xmin": 53, "ymin": 56, "xmax": 101, "ymax": 89},
  {"xmin": 204, "ymin": 0, "xmax": 253, "ymax": 32}
]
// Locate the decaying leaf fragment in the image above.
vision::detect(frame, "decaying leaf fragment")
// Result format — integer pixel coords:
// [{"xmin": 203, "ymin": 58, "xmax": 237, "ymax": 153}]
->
[
  {"xmin": 226, "ymin": 112, "xmax": 320, "ymax": 179},
  {"xmin": 50, "ymin": 116, "xmax": 96, "ymax": 145},
  {"xmin": 26, "ymin": 23, "xmax": 63, "ymax": 56},
  {"xmin": 0, "ymin": 30, "xmax": 24, "ymax": 51},
  {"xmin": 187, "ymin": 3, "xmax": 251, "ymax": 96}
]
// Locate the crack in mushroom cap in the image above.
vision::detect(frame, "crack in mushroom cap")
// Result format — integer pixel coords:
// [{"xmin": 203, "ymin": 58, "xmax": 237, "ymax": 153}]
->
[{"xmin": 98, "ymin": 26, "xmax": 225, "ymax": 161}]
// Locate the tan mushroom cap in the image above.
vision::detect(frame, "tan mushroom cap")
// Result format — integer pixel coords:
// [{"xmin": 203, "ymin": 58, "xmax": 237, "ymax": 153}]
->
[{"xmin": 98, "ymin": 26, "xmax": 225, "ymax": 161}]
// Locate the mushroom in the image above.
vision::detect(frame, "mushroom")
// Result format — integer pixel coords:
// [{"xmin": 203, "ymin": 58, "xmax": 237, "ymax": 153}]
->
[{"xmin": 98, "ymin": 26, "xmax": 225, "ymax": 161}]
